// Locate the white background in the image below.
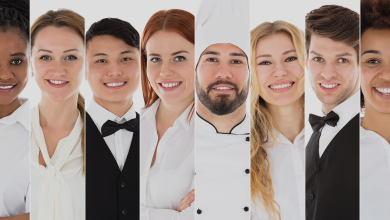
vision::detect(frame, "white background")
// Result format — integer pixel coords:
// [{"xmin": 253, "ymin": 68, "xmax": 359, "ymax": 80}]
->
[{"xmin": 23, "ymin": 0, "xmax": 200, "ymax": 112}]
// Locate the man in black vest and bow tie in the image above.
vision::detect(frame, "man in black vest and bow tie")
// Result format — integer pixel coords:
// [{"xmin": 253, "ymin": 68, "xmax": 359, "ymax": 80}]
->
[
  {"xmin": 305, "ymin": 5, "xmax": 360, "ymax": 220},
  {"xmin": 85, "ymin": 18, "xmax": 140, "ymax": 220}
]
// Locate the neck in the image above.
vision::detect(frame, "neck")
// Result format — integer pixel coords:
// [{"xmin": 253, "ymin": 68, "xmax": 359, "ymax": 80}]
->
[
  {"xmin": 266, "ymin": 98, "xmax": 304, "ymax": 143},
  {"xmin": 156, "ymin": 95, "xmax": 194, "ymax": 125},
  {"xmin": 0, "ymin": 98, "xmax": 21, "ymax": 119},
  {"xmin": 94, "ymin": 96, "xmax": 133, "ymax": 118},
  {"xmin": 197, "ymin": 99, "xmax": 246, "ymax": 133},
  {"xmin": 38, "ymin": 93, "xmax": 79, "ymax": 129},
  {"xmin": 362, "ymin": 104, "xmax": 390, "ymax": 144}
]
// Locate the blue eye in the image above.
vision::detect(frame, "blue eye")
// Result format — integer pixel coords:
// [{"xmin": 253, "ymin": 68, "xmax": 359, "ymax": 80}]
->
[
  {"xmin": 10, "ymin": 59, "xmax": 23, "ymax": 65},
  {"xmin": 40, "ymin": 55, "xmax": 51, "ymax": 61},
  {"xmin": 286, "ymin": 57, "xmax": 297, "ymax": 62},
  {"xmin": 367, "ymin": 59, "xmax": 380, "ymax": 64},
  {"xmin": 65, "ymin": 55, "xmax": 77, "ymax": 60},
  {"xmin": 150, "ymin": 57, "xmax": 161, "ymax": 63},
  {"xmin": 259, "ymin": 61, "xmax": 271, "ymax": 65},
  {"xmin": 313, "ymin": 57, "xmax": 323, "ymax": 62},
  {"xmin": 174, "ymin": 56, "xmax": 186, "ymax": 62}
]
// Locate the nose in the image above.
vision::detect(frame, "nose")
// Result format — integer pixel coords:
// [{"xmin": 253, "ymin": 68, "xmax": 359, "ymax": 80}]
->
[
  {"xmin": 215, "ymin": 63, "xmax": 232, "ymax": 79},
  {"xmin": 0, "ymin": 63, "xmax": 13, "ymax": 80},
  {"xmin": 107, "ymin": 62, "xmax": 123, "ymax": 76},
  {"xmin": 160, "ymin": 62, "xmax": 174, "ymax": 77},
  {"xmin": 378, "ymin": 64, "xmax": 390, "ymax": 80},
  {"xmin": 272, "ymin": 63, "xmax": 288, "ymax": 77},
  {"xmin": 52, "ymin": 60, "xmax": 66, "ymax": 76},
  {"xmin": 320, "ymin": 62, "xmax": 337, "ymax": 80}
]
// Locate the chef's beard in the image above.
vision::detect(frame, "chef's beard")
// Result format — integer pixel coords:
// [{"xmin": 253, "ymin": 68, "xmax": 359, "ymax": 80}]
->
[{"xmin": 195, "ymin": 77, "xmax": 249, "ymax": 116}]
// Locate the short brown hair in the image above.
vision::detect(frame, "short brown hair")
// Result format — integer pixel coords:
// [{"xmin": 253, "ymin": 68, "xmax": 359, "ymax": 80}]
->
[{"xmin": 305, "ymin": 5, "xmax": 359, "ymax": 59}]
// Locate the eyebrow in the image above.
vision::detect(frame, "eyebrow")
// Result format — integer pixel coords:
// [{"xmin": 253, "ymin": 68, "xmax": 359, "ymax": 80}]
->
[
  {"xmin": 310, "ymin": 50, "xmax": 322, "ymax": 56},
  {"xmin": 362, "ymin": 50, "xmax": 382, "ymax": 56},
  {"xmin": 120, "ymin": 50, "xmax": 135, "ymax": 55},
  {"xmin": 10, "ymin": 52, "xmax": 26, "ymax": 57},
  {"xmin": 37, "ymin": 49, "xmax": 79, "ymax": 53},
  {"xmin": 229, "ymin": 52, "xmax": 246, "ymax": 57},
  {"xmin": 336, "ymin": 52, "xmax": 352, "ymax": 57},
  {"xmin": 256, "ymin": 49, "xmax": 296, "ymax": 60},
  {"xmin": 282, "ymin": 49, "xmax": 296, "ymax": 55},
  {"xmin": 172, "ymin": 50, "xmax": 188, "ymax": 56}
]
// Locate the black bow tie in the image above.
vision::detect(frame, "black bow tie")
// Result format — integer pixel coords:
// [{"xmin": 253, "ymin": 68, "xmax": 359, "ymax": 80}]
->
[
  {"xmin": 101, "ymin": 115, "xmax": 139, "ymax": 137},
  {"xmin": 309, "ymin": 110, "xmax": 339, "ymax": 132}
]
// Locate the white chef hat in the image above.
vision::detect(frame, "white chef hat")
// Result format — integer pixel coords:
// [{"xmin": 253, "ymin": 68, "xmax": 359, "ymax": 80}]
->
[{"xmin": 195, "ymin": 0, "xmax": 250, "ymax": 67}]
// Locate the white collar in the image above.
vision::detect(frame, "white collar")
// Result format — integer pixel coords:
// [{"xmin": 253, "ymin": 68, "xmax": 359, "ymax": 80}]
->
[
  {"xmin": 87, "ymin": 98, "xmax": 136, "ymax": 132},
  {"xmin": 323, "ymin": 90, "xmax": 360, "ymax": 129},
  {"xmin": 141, "ymin": 98, "xmax": 194, "ymax": 132},
  {"xmin": 196, "ymin": 112, "xmax": 249, "ymax": 134},
  {"xmin": 265, "ymin": 128, "xmax": 305, "ymax": 146},
  {"xmin": 0, "ymin": 98, "xmax": 30, "ymax": 131}
]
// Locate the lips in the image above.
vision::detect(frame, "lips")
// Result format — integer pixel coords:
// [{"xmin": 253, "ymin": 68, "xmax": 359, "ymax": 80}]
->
[
  {"xmin": 105, "ymin": 81, "xmax": 126, "ymax": 87},
  {"xmin": 0, "ymin": 83, "xmax": 17, "ymax": 94},
  {"xmin": 160, "ymin": 82, "xmax": 181, "ymax": 88},
  {"xmin": 158, "ymin": 81, "xmax": 182, "ymax": 91},
  {"xmin": 374, "ymin": 87, "xmax": 390, "ymax": 95},
  {"xmin": 320, "ymin": 83, "xmax": 339, "ymax": 89},
  {"xmin": 46, "ymin": 79, "xmax": 69, "ymax": 88}
]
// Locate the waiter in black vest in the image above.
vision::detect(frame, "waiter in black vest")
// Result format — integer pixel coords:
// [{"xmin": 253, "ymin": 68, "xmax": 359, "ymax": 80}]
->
[
  {"xmin": 85, "ymin": 18, "xmax": 140, "ymax": 220},
  {"xmin": 305, "ymin": 5, "xmax": 360, "ymax": 220}
]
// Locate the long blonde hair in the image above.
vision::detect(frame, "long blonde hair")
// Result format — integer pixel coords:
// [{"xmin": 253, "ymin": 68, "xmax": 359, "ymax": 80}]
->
[{"xmin": 250, "ymin": 21, "xmax": 304, "ymax": 219}]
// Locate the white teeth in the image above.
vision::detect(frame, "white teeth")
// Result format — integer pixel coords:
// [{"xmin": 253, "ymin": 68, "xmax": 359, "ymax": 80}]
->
[
  {"xmin": 320, "ymin": 83, "xmax": 338, "ymax": 89},
  {"xmin": 270, "ymin": 83, "xmax": 293, "ymax": 90},
  {"xmin": 215, "ymin": 87, "xmax": 232, "ymax": 90},
  {"xmin": 106, "ymin": 82, "xmax": 125, "ymax": 87},
  {"xmin": 375, "ymin": 87, "xmax": 390, "ymax": 95},
  {"xmin": 0, "ymin": 85, "xmax": 14, "ymax": 89},
  {"xmin": 48, "ymin": 80, "xmax": 67, "ymax": 85},
  {"xmin": 161, "ymin": 82, "xmax": 180, "ymax": 88}
]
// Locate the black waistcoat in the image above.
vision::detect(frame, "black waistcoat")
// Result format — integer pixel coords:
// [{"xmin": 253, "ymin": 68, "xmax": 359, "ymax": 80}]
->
[
  {"xmin": 86, "ymin": 112, "xmax": 139, "ymax": 220},
  {"xmin": 306, "ymin": 114, "xmax": 359, "ymax": 220}
]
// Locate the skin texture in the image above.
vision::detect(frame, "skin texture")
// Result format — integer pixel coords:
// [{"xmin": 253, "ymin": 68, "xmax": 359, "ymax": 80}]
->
[
  {"xmin": 31, "ymin": 26, "xmax": 84, "ymax": 163},
  {"xmin": 86, "ymin": 35, "xmax": 140, "ymax": 117},
  {"xmin": 255, "ymin": 32, "xmax": 304, "ymax": 142},
  {"xmin": 306, "ymin": 34, "xmax": 359, "ymax": 114},
  {"xmin": 196, "ymin": 43, "xmax": 249, "ymax": 133},
  {"xmin": 145, "ymin": 31, "xmax": 195, "ymax": 211},
  {"xmin": 360, "ymin": 28, "xmax": 390, "ymax": 143},
  {"xmin": 0, "ymin": 28, "xmax": 28, "ymax": 118}
]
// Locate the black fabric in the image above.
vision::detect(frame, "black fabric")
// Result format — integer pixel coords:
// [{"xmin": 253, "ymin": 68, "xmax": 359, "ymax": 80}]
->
[
  {"xmin": 309, "ymin": 110, "xmax": 340, "ymax": 132},
  {"xmin": 86, "ymin": 112, "xmax": 139, "ymax": 220},
  {"xmin": 101, "ymin": 116, "xmax": 139, "ymax": 137},
  {"xmin": 306, "ymin": 113, "xmax": 359, "ymax": 220}
]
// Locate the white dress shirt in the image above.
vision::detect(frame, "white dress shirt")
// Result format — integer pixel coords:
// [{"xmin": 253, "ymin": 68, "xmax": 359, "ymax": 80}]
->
[
  {"xmin": 360, "ymin": 121, "xmax": 390, "ymax": 220},
  {"xmin": 87, "ymin": 99, "xmax": 135, "ymax": 171},
  {"xmin": 30, "ymin": 106, "xmax": 85, "ymax": 220},
  {"xmin": 0, "ymin": 98, "xmax": 30, "ymax": 217},
  {"xmin": 195, "ymin": 113, "xmax": 250, "ymax": 220},
  {"xmin": 140, "ymin": 99, "xmax": 195, "ymax": 220},
  {"xmin": 319, "ymin": 91, "xmax": 360, "ymax": 157},
  {"xmin": 251, "ymin": 129, "xmax": 305, "ymax": 220}
]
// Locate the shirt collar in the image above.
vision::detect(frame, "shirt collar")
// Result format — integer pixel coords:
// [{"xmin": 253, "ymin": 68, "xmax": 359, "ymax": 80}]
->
[
  {"xmin": 196, "ymin": 112, "xmax": 250, "ymax": 134},
  {"xmin": 87, "ymin": 98, "xmax": 136, "ymax": 131},
  {"xmin": 324, "ymin": 90, "xmax": 360, "ymax": 129},
  {"xmin": 0, "ymin": 98, "xmax": 30, "ymax": 131},
  {"xmin": 142, "ymin": 98, "xmax": 194, "ymax": 132},
  {"xmin": 266, "ymin": 128, "xmax": 305, "ymax": 146}
]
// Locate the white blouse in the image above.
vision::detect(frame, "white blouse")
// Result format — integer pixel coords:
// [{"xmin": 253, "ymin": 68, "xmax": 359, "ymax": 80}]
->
[
  {"xmin": 360, "ymin": 122, "xmax": 390, "ymax": 220},
  {"xmin": 140, "ymin": 99, "xmax": 195, "ymax": 220},
  {"xmin": 30, "ymin": 106, "xmax": 85, "ymax": 220},
  {"xmin": 0, "ymin": 98, "xmax": 30, "ymax": 217},
  {"xmin": 251, "ymin": 129, "xmax": 305, "ymax": 220}
]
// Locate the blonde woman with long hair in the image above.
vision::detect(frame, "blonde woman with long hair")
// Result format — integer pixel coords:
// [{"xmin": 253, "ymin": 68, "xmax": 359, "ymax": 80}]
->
[{"xmin": 250, "ymin": 21, "xmax": 305, "ymax": 220}]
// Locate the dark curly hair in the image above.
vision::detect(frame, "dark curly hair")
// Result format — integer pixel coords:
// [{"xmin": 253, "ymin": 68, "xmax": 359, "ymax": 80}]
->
[
  {"xmin": 0, "ymin": 0, "xmax": 29, "ymax": 42},
  {"xmin": 360, "ymin": 0, "xmax": 390, "ymax": 109}
]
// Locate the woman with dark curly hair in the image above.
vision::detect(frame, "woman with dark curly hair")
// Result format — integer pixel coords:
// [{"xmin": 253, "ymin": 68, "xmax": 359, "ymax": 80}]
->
[{"xmin": 360, "ymin": 0, "xmax": 390, "ymax": 219}]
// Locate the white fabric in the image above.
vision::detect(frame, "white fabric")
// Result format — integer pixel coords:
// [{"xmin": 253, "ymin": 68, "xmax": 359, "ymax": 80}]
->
[
  {"xmin": 360, "ymin": 121, "xmax": 390, "ymax": 220},
  {"xmin": 140, "ymin": 99, "xmax": 195, "ymax": 220},
  {"xmin": 195, "ymin": 113, "xmax": 250, "ymax": 220},
  {"xmin": 195, "ymin": 0, "xmax": 250, "ymax": 65},
  {"xmin": 0, "ymin": 98, "xmax": 30, "ymax": 217},
  {"xmin": 30, "ymin": 105, "xmax": 85, "ymax": 220},
  {"xmin": 87, "ymin": 99, "xmax": 135, "ymax": 171},
  {"xmin": 319, "ymin": 91, "xmax": 359, "ymax": 157},
  {"xmin": 251, "ymin": 129, "xmax": 305, "ymax": 220}
]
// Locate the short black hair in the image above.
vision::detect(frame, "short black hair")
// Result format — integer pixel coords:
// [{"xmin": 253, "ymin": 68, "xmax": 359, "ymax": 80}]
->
[
  {"xmin": 86, "ymin": 18, "xmax": 139, "ymax": 49},
  {"xmin": 0, "ymin": 0, "xmax": 29, "ymax": 42}
]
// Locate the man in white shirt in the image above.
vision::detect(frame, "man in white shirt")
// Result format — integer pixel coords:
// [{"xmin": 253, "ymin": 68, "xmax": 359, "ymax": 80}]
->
[
  {"xmin": 305, "ymin": 5, "xmax": 360, "ymax": 220},
  {"xmin": 194, "ymin": 0, "xmax": 251, "ymax": 219},
  {"xmin": 85, "ymin": 18, "xmax": 140, "ymax": 220}
]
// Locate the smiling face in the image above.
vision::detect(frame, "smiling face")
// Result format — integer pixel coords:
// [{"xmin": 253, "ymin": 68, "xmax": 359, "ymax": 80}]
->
[
  {"xmin": 0, "ymin": 28, "xmax": 28, "ymax": 106},
  {"xmin": 146, "ymin": 30, "xmax": 194, "ymax": 106},
  {"xmin": 87, "ymin": 35, "xmax": 140, "ymax": 106},
  {"xmin": 255, "ymin": 32, "xmax": 304, "ymax": 107},
  {"xmin": 361, "ymin": 28, "xmax": 390, "ymax": 114},
  {"xmin": 306, "ymin": 34, "xmax": 359, "ymax": 108},
  {"xmin": 31, "ymin": 26, "xmax": 84, "ymax": 103},
  {"xmin": 196, "ymin": 43, "xmax": 249, "ymax": 115}
]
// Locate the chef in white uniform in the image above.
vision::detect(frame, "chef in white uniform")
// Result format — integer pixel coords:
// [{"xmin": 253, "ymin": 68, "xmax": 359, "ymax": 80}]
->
[{"xmin": 194, "ymin": 0, "xmax": 250, "ymax": 219}]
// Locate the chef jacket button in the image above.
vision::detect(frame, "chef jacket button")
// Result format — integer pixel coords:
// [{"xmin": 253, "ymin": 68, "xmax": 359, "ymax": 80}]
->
[
  {"xmin": 246, "ymin": 137, "xmax": 250, "ymax": 142},
  {"xmin": 197, "ymin": 209, "xmax": 202, "ymax": 214},
  {"xmin": 245, "ymin": 169, "xmax": 250, "ymax": 174},
  {"xmin": 244, "ymin": 206, "xmax": 249, "ymax": 212},
  {"xmin": 122, "ymin": 210, "xmax": 127, "ymax": 215},
  {"xmin": 315, "ymin": 166, "xmax": 320, "ymax": 172},
  {"xmin": 310, "ymin": 194, "xmax": 315, "ymax": 200},
  {"xmin": 121, "ymin": 182, "xmax": 126, "ymax": 188}
]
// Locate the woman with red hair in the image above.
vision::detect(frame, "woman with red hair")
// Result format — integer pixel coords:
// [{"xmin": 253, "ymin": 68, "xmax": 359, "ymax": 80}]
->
[{"xmin": 140, "ymin": 9, "xmax": 195, "ymax": 220}]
